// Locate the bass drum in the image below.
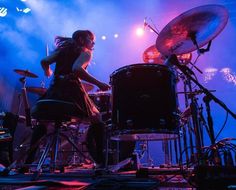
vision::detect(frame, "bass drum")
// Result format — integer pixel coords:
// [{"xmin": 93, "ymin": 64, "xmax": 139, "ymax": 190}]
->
[{"xmin": 61, "ymin": 123, "xmax": 135, "ymax": 166}]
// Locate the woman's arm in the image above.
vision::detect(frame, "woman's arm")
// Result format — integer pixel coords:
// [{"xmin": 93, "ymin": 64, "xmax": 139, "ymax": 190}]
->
[
  {"xmin": 72, "ymin": 51, "xmax": 110, "ymax": 91},
  {"xmin": 41, "ymin": 51, "xmax": 60, "ymax": 77}
]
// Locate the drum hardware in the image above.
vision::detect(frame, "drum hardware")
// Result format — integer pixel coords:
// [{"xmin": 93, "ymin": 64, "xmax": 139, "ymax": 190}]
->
[
  {"xmin": 26, "ymin": 87, "xmax": 47, "ymax": 96},
  {"xmin": 154, "ymin": 4, "xmax": 235, "ymax": 167},
  {"xmin": 138, "ymin": 140, "xmax": 154, "ymax": 167},
  {"xmin": 103, "ymin": 125, "xmax": 137, "ymax": 172},
  {"xmin": 166, "ymin": 54, "xmax": 236, "ymax": 163},
  {"xmin": 0, "ymin": 128, "xmax": 12, "ymax": 142},
  {"xmin": 14, "ymin": 69, "xmax": 39, "ymax": 127},
  {"xmin": 177, "ymin": 90, "xmax": 216, "ymax": 99},
  {"xmin": 88, "ymin": 91, "xmax": 111, "ymax": 113}
]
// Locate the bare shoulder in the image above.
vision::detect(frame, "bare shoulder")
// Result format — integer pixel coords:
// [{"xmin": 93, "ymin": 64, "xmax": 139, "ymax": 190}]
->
[
  {"xmin": 80, "ymin": 49, "xmax": 92, "ymax": 58},
  {"xmin": 41, "ymin": 50, "xmax": 60, "ymax": 64}
]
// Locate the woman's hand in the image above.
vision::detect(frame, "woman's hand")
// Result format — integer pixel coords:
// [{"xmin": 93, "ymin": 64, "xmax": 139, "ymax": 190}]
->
[{"xmin": 44, "ymin": 67, "xmax": 53, "ymax": 77}]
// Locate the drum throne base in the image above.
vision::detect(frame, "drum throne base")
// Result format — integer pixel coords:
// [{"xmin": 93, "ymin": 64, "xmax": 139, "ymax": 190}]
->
[{"xmin": 30, "ymin": 99, "xmax": 88, "ymax": 180}]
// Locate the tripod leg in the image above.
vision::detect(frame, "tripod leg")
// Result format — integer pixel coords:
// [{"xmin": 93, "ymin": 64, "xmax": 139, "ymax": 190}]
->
[
  {"xmin": 51, "ymin": 129, "xmax": 60, "ymax": 172},
  {"xmin": 31, "ymin": 135, "xmax": 55, "ymax": 181},
  {"xmin": 35, "ymin": 135, "xmax": 54, "ymax": 172}
]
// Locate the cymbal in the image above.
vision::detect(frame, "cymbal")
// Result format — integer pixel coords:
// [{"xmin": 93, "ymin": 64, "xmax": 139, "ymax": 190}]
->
[
  {"xmin": 143, "ymin": 45, "xmax": 192, "ymax": 64},
  {"xmin": 82, "ymin": 82, "xmax": 94, "ymax": 92},
  {"xmin": 14, "ymin": 69, "xmax": 38, "ymax": 78},
  {"xmin": 156, "ymin": 4, "xmax": 229, "ymax": 56},
  {"xmin": 143, "ymin": 45, "xmax": 165, "ymax": 64},
  {"xmin": 26, "ymin": 87, "xmax": 47, "ymax": 96}
]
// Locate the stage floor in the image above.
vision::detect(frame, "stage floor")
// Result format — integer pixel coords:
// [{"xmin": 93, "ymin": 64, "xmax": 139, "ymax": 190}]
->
[{"xmin": 0, "ymin": 166, "xmax": 194, "ymax": 190}]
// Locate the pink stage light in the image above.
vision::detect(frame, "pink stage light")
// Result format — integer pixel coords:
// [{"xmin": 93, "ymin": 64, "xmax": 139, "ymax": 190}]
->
[{"xmin": 136, "ymin": 27, "xmax": 144, "ymax": 37}]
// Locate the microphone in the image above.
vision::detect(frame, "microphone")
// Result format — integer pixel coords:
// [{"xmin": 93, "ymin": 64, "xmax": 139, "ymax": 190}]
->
[
  {"xmin": 165, "ymin": 54, "xmax": 195, "ymax": 75},
  {"xmin": 143, "ymin": 17, "xmax": 147, "ymax": 30}
]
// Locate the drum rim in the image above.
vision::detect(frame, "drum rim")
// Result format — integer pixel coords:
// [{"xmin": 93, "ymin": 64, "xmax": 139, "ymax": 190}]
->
[
  {"xmin": 110, "ymin": 63, "xmax": 172, "ymax": 78},
  {"xmin": 111, "ymin": 132, "xmax": 180, "ymax": 141}
]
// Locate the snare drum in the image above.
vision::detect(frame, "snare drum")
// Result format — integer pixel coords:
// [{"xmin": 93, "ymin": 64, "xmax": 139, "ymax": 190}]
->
[
  {"xmin": 89, "ymin": 92, "xmax": 111, "ymax": 113},
  {"xmin": 110, "ymin": 63, "xmax": 179, "ymax": 141}
]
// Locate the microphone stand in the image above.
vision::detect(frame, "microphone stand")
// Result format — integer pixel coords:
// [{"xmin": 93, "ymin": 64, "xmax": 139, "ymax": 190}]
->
[
  {"xmin": 168, "ymin": 55, "xmax": 236, "ymax": 120},
  {"xmin": 144, "ymin": 21, "xmax": 159, "ymax": 35},
  {"xmin": 167, "ymin": 54, "xmax": 236, "ymax": 164}
]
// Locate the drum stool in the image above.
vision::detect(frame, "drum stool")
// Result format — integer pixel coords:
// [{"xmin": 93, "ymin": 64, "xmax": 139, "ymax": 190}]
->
[{"xmin": 30, "ymin": 99, "xmax": 88, "ymax": 179}]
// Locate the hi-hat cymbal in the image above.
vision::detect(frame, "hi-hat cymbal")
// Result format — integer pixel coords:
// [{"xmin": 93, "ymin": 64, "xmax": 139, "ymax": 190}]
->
[
  {"xmin": 82, "ymin": 82, "xmax": 94, "ymax": 92},
  {"xmin": 156, "ymin": 4, "xmax": 229, "ymax": 56},
  {"xmin": 143, "ymin": 45, "xmax": 192, "ymax": 64},
  {"xmin": 26, "ymin": 87, "xmax": 47, "ymax": 96},
  {"xmin": 14, "ymin": 69, "xmax": 38, "ymax": 78}
]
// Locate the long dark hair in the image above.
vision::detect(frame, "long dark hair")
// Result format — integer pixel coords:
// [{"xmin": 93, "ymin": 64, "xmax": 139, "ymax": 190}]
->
[{"xmin": 54, "ymin": 30, "xmax": 94, "ymax": 50}]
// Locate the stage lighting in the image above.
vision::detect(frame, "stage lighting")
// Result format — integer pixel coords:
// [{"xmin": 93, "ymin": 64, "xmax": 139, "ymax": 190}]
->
[
  {"xmin": 22, "ymin": 8, "xmax": 31, "ymax": 13},
  {"xmin": 114, "ymin": 34, "xmax": 119, "ymax": 38},
  {"xmin": 136, "ymin": 27, "xmax": 144, "ymax": 37},
  {"xmin": 101, "ymin": 35, "xmax": 106, "ymax": 40},
  {"xmin": 220, "ymin": 68, "xmax": 236, "ymax": 85},
  {"xmin": 0, "ymin": 7, "xmax": 7, "ymax": 17},
  {"xmin": 204, "ymin": 67, "xmax": 218, "ymax": 83},
  {"xmin": 16, "ymin": 7, "xmax": 31, "ymax": 13}
]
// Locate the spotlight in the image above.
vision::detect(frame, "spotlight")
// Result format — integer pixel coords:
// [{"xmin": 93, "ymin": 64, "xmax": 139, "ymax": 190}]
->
[
  {"xmin": 114, "ymin": 34, "xmax": 119, "ymax": 38},
  {"xmin": 22, "ymin": 8, "xmax": 31, "ymax": 13},
  {"xmin": 16, "ymin": 7, "xmax": 22, "ymax": 12},
  {"xmin": 0, "ymin": 7, "xmax": 7, "ymax": 17},
  {"xmin": 101, "ymin": 35, "xmax": 106, "ymax": 40},
  {"xmin": 136, "ymin": 27, "xmax": 144, "ymax": 37},
  {"xmin": 16, "ymin": 7, "xmax": 31, "ymax": 14}
]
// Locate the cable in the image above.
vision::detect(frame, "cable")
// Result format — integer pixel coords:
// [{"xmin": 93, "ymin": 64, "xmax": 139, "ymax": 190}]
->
[{"xmin": 214, "ymin": 111, "xmax": 229, "ymax": 141}]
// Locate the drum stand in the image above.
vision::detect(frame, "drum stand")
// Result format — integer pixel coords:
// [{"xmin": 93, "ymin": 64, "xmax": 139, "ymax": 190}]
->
[
  {"xmin": 168, "ymin": 54, "xmax": 236, "ymax": 165},
  {"xmin": 17, "ymin": 76, "xmax": 32, "ymax": 127},
  {"xmin": 104, "ymin": 125, "xmax": 140, "ymax": 173}
]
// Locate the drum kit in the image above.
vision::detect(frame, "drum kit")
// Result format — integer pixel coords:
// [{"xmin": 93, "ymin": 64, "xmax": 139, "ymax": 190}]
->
[{"xmin": 3, "ymin": 4, "xmax": 235, "ymax": 171}]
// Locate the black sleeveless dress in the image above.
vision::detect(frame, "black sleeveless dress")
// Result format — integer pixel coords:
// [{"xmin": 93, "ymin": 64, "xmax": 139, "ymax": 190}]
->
[{"xmin": 40, "ymin": 46, "xmax": 98, "ymax": 119}]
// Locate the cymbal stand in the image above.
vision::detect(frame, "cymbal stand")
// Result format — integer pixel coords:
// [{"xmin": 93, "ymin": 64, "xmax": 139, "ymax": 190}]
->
[
  {"xmin": 190, "ymin": 32, "xmax": 212, "ymax": 55},
  {"xmin": 19, "ymin": 77, "xmax": 32, "ymax": 127},
  {"xmin": 167, "ymin": 54, "xmax": 236, "ymax": 165},
  {"xmin": 182, "ymin": 74, "xmax": 198, "ymax": 165},
  {"xmin": 203, "ymin": 95, "xmax": 215, "ymax": 145},
  {"xmin": 141, "ymin": 141, "xmax": 154, "ymax": 167},
  {"xmin": 143, "ymin": 17, "xmax": 159, "ymax": 35}
]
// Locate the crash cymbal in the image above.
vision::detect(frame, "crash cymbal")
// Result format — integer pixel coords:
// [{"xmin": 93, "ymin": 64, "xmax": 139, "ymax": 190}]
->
[
  {"xmin": 156, "ymin": 4, "xmax": 229, "ymax": 56},
  {"xmin": 14, "ymin": 69, "xmax": 38, "ymax": 78},
  {"xmin": 177, "ymin": 52, "xmax": 192, "ymax": 64},
  {"xmin": 82, "ymin": 82, "xmax": 94, "ymax": 92},
  {"xmin": 26, "ymin": 86, "xmax": 47, "ymax": 96},
  {"xmin": 143, "ymin": 45, "xmax": 192, "ymax": 64},
  {"xmin": 143, "ymin": 45, "xmax": 165, "ymax": 64}
]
